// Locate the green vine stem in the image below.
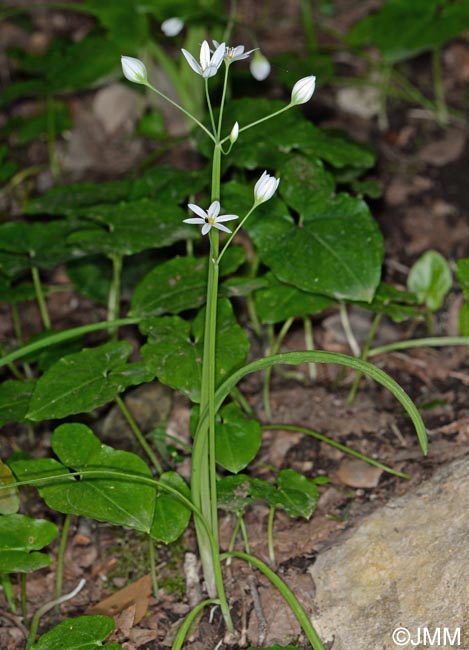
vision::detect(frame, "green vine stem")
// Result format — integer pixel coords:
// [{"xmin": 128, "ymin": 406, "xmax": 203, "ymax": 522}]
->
[
  {"xmin": 30, "ymin": 266, "xmax": 51, "ymax": 330},
  {"xmin": 148, "ymin": 536, "xmax": 160, "ymax": 600},
  {"xmin": 55, "ymin": 513, "xmax": 72, "ymax": 600},
  {"xmin": 347, "ymin": 312, "xmax": 382, "ymax": 404},
  {"xmin": 222, "ymin": 551, "xmax": 324, "ymax": 650},
  {"xmin": 115, "ymin": 395, "xmax": 162, "ymax": 474},
  {"xmin": 263, "ymin": 317, "xmax": 294, "ymax": 418},
  {"xmin": 267, "ymin": 505, "xmax": 276, "ymax": 564},
  {"xmin": 171, "ymin": 598, "xmax": 220, "ymax": 650},
  {"xmin": 0, "ymin": 317, "xmax": 140, "ymax": 368},
  {"xmin": 263, "ymin": 424, "xmax": 410, "ymax": 479}
]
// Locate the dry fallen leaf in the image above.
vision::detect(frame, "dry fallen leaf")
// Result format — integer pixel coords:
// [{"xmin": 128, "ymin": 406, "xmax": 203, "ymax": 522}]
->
[{"xmin": 89, "ymin": 574, "xmax": 152, "ymax": 624}]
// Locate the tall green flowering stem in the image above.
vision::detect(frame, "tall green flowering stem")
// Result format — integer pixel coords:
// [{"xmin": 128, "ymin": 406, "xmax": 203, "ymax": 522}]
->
[{"xmin": 31, "ymin": 266, "xmax": 51, "ymax": 330}]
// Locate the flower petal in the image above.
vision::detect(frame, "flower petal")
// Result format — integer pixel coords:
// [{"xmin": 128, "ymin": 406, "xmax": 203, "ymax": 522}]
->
[
  {"xmin": 208, "ymin": 201, "xmax": 221, "ymax": 218},
  {"xmin": 200, "ymin": 40, "xmax": 211, "ymax": 70},
  {"xmin": 201, "ymin": 223, "xmax": 212, "ymax": 235},
  {"xmin": 216, "ymin": 214, "xmax": 238, "ymax": 222},
  {"xmin": 211, "ymin": 42, "xmax": 226, "ymax": 69},
  {"xmin": 181, "ymin": 49, "xmax": 202, "ymax": 75},
  {"xmin": 183, "ymin": 217, "xmax": 205, "ymax": 224},
  {"xmin": 214, "ymin": 222, "xmax": 232, "ymax": 234},
  {"xmin": 188, "ymin": 203, "xmax": 208, "ymax": 219}
]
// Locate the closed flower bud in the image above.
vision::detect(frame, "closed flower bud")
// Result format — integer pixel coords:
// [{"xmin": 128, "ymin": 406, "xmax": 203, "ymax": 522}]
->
[
  {"xmin": 229, "ymin": 121, "xmax": 239, "ymax": 144},
  {"xmin": 254, "ymin": 171, "xmax": 280, "ymax": 205},
  {"xmin": 290, "ymin": 75, "xmax": 316, "ymax": 105},
  {"xmin": 161, "ymin": 17, "xmax": 184, "ymax": 37},
  {"xmin": 121, "ymin": 56, "xmax": 148, "ymax": 85},
  {"xmin": 250, "ymin": 51, "xmax": 271, "ymax": 81}
]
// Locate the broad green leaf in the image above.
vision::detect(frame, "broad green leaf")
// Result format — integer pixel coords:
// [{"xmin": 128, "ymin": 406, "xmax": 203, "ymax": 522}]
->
[
  {"xmin": 31, "ymin": 615, "xmax": 120, "ymax": 650},
  {"xmin": 353, "ymin": 282, "xmax": 422, "ymax": 323},
  {"xmin": 254, "ymin": 274, "xmax": 334, "ymax": 324},
  {"xmin": 0, "ymin": 462, "xmax": 20, "ymax": 515},
  {"xmin": 0, "ymin": 514, "xmax": 58, "ymax": 551},
  {"xmin": 0, "ymin": 380, "xmax": 35, "ymax": 426},
  {"xmin": 224, "ymin": 180, "xmax": 384, "ymax": 302},
  {"xmin": 0, "ymin": 278, "xmax": 36, "ymax": 304},
  {"xmin": 67, "ymin": 199, "xmax": 196, "ymax": 256},
  {"xmin": 279, "ymin": 156, "xmax": 335, "ymax": 213},
  {"xmin": 217, "ymin": 475, "xmax": 258, "ymax": 515},
  {"xmin": 85, "ymin": 0, "xmax": 149, "ymax": 49},
  {"xmin": 0, "ymin": 220, "xmax": 76, "ymax": 277},
  {"xmin": 131, "ymin": 248, "xmax": 245, "ymax": 318},
  {"xmin": 3, "ymin": 101, "xmax": 71, "ymax": 145},
  {"xmin": 26, "ymin": 167, "xmax": 205, "ymax": 216},
  {"xmin": 66, "ymin": 257, "xmax": 112, "ymax": 305},
  {"xmin": 407, "ymin": 250, "xmax": 452, "ymax": 311},
  {"xmin": 150, "ymin": 471, "xmax": 191, "ymax": 543},
  {"xmin": 0, "ymin": 550, "xmax": 52, "ymax": 574},
  {"xmin": 215, "ymin": 404, "xmax": 262, "ymax": 473},
  {"xmin": 141, "ymin": 299, "xmax": 249, "ymax": 402},
  {"xmin": 456, "ymin": 258, "xmax": 469, "ymax": 299},
  {"xmin": 201, "ymin": 99, "xmax": 374, "ymax": 170},
  {"xmin": 27, "ymin": 342, "xmax": 154, "ymax": 421},
  {"xmin": 274, "ymin": 469, "xmax": 319, "ymax": 519},
  {"xmin": 13, "ymin": 425, "xmax": 156, "ymax": 532}
]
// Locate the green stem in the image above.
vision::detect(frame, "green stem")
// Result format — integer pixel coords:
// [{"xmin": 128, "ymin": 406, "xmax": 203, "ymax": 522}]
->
[
  {"xmin": 217, "ymin": 205, "xmax": 256, "ymax": 264},
  {"xmin": 263, "ymin": 424, "xmax": 410, "ymax": 479},
  {"xmin": 145, "ymin": 82, "xmax": 215, "ymax": 142},
  {"xmin": 263, "ymin": 317, "xmax": 294, "ymax": 418},
  {"xmin": 205, "ymin": 78, "xmax": 217, "ymax": 136},
  {"xmin": 1, "ymin": 574, "xmax": 16, "ymax": 612},
  {"xmin": 148, "ymin": 537, "xmax": 160, "ymax": 600},
  {"xmin": 107, "ymin": 253, "xmax": 123, "ymax": 340},
  {"xmin": 347, "ymin": 312, "xmax": 382, "ymax": 405},
  {"xmin": 239, "ymin": 516, "xmax": 251, "ymax": 555},
  {"xmin": 267, "ymin": 506, "xmax": 276, "ymax": 564},
  {"xmin": 300, "ymin": 0, "xmax": 316, "ymax": 52},
  {"xmin": 339, "ymin": 302, "xmax": 360, "ymax": 356},
  {"xmin": 378, "ymin": 63, "xmax": 392, "ymax": 131},
  {"xmin": 368, "ymin": 336, "xmax": 469, "ymax": 358},
  {"xmin": 432, "ymin": 47, "xmax": 448, "ymax": 126},
  {"xmin": 222, "ymin": 551, "xmax": 324, "ymax": 650},
  {"xmin": 55, "ymin": 513, "xmax": 72, "ymax": 600},
  {"xmin": 21, "ymin": 574, "xmax": 28, "ymax": 624},
  {"xmin": 221, "ymin": 103, "xmax": 293, "ymax": 144},
  {"xmin": 31, "ymin": 266, "xmax": 51, "ymax": 330},
  {"xmin": 171, "ymin": 599, "xmax": 220, "ymax": 650},
  {"xmin": 115, "ymin": 395, "xmax": 162, "ymax": 474},
  {"xmin": 426, "ymin": 308, "xmax": 434, "ymax": 336},
  {"xmin": 227, "ymin": 516, "xmax": 242, "ymax": 558},
  {"xmin": 0, "ymin": 317, "xmax": 140, "ymax": 368}
]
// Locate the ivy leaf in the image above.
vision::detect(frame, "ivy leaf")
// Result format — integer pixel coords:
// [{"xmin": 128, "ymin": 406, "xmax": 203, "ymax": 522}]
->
[
  {"xmin": 27, "ymin": 342, "xmax": 154, "ymax": 421},
  {"xmin": 215, "ymin": 404, "xmax": 262, "ymax": 473},
  {"xmin": 141, "ymin": 299, "xmax": 249, "ymax": 402},
  {"xmin": 150, "ymin": 472, "xmax": 191, "ymax": 543},
  {"xmin": 30, "ymin": 615, "xmax": 120, "ymax": 650}
]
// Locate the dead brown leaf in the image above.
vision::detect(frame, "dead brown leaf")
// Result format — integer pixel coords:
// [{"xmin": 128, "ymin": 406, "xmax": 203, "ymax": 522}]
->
[{"xmin": 89, "ymin": 574, "xmax": 152, "ymax": 624}]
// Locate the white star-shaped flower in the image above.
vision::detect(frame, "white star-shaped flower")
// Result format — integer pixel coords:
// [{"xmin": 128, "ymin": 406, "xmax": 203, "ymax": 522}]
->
[
  {"xmin": 183, "ymin": 201, "xmax": 238, "ymax": 236},
  {"xmin": 181, "ymin": 40, "xmax": 226, "ymax": 78},
  {"xmin": 213, "ymin": 40, "xmax": 256, "ymax": 63}
]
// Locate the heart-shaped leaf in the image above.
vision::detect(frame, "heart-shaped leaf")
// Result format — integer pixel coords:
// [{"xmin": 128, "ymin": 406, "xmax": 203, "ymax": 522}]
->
[
  {"xmin": 215, "ymin": 403, "xmax": 262, "ymax": 473},
  {"xmin": 150, "ymin": 471, "xmax": 191, "ymax": 543},
  {"xmin": 0, "ymin": 514, "xmax": 58, "ymax": 551},
  {"xmin": 407, "ymin": 250, "xmax": 452, "ymax": 312},
  {"xmin": 31, "ymin": 615, "xmax": 120, "ymax": 650}
]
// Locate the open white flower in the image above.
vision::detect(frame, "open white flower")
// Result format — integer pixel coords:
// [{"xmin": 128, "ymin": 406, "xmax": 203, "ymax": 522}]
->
[
  {"xmin": 250, "ymin": 51, "xmax": 271, "ymax": 81},
  {"xmin": 181, "ymin": 40, "xmax": 225, "ymax": 78},
  {"xmin": 254, "ymin": 171, "xmax": 280, "ymax": 204},
  {"xmin": 161, "ymin": 17, "xmax": 184, "ymax": 37},
  {"xmin": 213, "ymin": 40, "xmax": 256, "ymax": 63},
  {"xmin": 184, "ymin": 201, "xmax": 238, "ymax": 235},
  {"xmin": 291, "ymin": 75, "xmax": 316, "ymax": 105},
  {"xmin": 121, "ymin": 56, "xmax": 148, "ymax": 85}
]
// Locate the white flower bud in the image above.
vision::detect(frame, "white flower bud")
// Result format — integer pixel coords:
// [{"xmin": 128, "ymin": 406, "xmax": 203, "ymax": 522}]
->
[
  {"xmin": 291, "ymin": 75, "xmax": 316, "ymax": 105},
  {"xmin": 161, "ymin": 17, "xmax": 184, "ymax": 37},
  {"xmin": 121, "ymin": 56, "xmax": 148, "ymax": 85},
  {"xmin": 250, "ymin": 51, "xmax": 271, "ymax": 81},
  {"xmin": 229, "ymin": 121, "xmax": 239, "ymax": 144},
  {"xmin": 254, "ymin": 171, "xmax": 280, "ymax": 205}
]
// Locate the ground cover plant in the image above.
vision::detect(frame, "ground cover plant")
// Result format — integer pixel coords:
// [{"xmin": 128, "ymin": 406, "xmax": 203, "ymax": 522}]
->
[{"xmin": 1, "ymin": 2, "xmax": 468, "ymax": 649}]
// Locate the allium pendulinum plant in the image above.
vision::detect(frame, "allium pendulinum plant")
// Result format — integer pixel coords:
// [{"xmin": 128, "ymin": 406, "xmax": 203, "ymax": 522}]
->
[{"xmin": 119, "ymin": 41, "xmax": 428, "ymax": 648}]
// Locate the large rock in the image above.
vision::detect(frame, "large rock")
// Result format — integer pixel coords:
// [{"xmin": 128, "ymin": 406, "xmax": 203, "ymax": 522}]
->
[{"xmin": 309, "ymin": 456, "xmax": 469, "ymax": 649}]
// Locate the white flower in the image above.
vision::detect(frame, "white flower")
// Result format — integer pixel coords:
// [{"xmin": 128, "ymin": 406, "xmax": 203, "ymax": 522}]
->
[
  {"xmin": 181, "ymin": 40, "xmax": 225, "ymax": 78},
  {"xmin": 121, "ymin": 56, "xmax": 148, "ymax": 85},
  {"xmin": 213, "ymin": 40, "xmax": 256, "ymax": 63},
  {"xmin": 183, "ymin": 201, "xmax": 238, "ymax": 236},
  {"xmin": 229, "ymin": 121, "xmax": 239, "ymax": 144},
  {"xmin": 291, "ymin": 75, "xmax": 316, "ymax": 105},
  {"xmin": 250, "ymin": 51, "xmax": 271, "ymax": 81},
  {"xmin": 254, "ymin": 171, "xmax": 280, "ymax": 204},
  {"xmin": 161, "ymin": 17, "xmax": 184, "ymax": 37}
]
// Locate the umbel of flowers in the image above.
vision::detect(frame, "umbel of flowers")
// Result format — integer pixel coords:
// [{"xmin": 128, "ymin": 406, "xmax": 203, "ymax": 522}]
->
[{"xmin": 121, "ymin": 38, "xmax": 316, "ymax": 638}]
